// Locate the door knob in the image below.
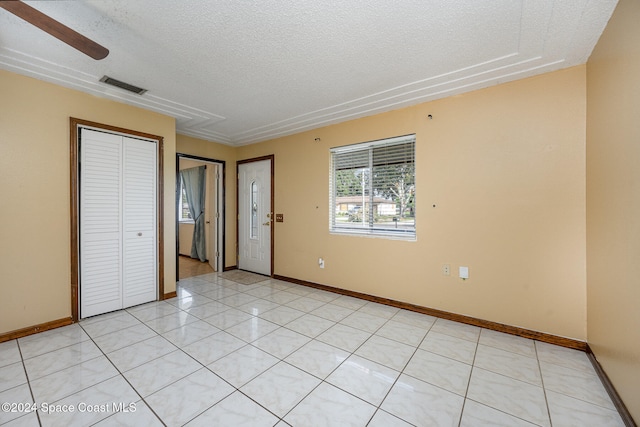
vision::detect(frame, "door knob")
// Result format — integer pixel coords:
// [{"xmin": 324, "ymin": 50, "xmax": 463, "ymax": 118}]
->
[
  {"xmin": 137, "ymin": 232, "xmax": 142, "ymax": 236},
  {"xmin": 263, "ymin": 221, "xmax": 271, "ymax": 226}
]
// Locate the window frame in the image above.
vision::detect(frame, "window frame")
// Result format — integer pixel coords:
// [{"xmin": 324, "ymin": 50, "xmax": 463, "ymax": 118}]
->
[
  {"xmin": 178, "ymin": 179, "xmax": 194, "ymax": 223},
  {"xmin": 329, "ymin": 134, "xmax": 416, "ymax": 240}
]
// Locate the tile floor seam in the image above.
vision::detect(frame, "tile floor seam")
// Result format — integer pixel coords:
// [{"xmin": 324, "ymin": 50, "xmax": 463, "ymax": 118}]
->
[
  {"xmin": 430, "ymin": 329, "xmax": 481, "ymax": 344},
  {"xmin": 470, "ymin": 366, "xmax": 551, "ymax": 426},
  {"xmin": 229, "ymin": 282, "xmax": 448, "ymax": 426},
  {"xmin": 392, "ymin": 322, "xmax": 468, "ymax": 412},
  {"xmin": 77, "ymin": 322, "xmax": 167, "ymax": 426},
  {"xmin": 534, "ymin": 339, "xmax": 554, "ymax": 427},
  {"xmin": 277, "ymin": 379, "xmax": 326, "ymax": 423},
  {"xmin": 234, "ymin": 388, "xmax": 286, "ymax": 425},
  {"xmin": 195, "ymin": 278, "xmax": 592, "ymax": 426},
  {"xmin": 5, "ymin": 273, "xmax": 621, "ymax": 427},
  {"xmin": 108, "ymin": 320, "xmax": 246, "ymax": 426},
  {"xmin": 25, "ymin": 353, "xmax": 105, "ymax": 383},
  {"xmin": 192, "ymin": 313, "xmax": 313, "ymax": 425},
  {"xmin": 174, "ymin": 386, "xmax": 234, "ymax": 427},
  {"xmin": 279, "ymin": 353, "xmax": 344, "ymax": 383},
  {"xmin": 368, "ymin": 327, "xmax": 429, "ymax": 427},
  {"xmin": 457, "ymin": 330, "xmax": 480, "ymax": 427},
  {"xmin": 15, "ymin": 339, "xmax": 42, "ymax": 427},
  {"xmin": 249, "ymin": 330, "xmax": 379, "ymax": 424},
  {"xmin": 279, "ymin": 316, "xmax": 337, "ymax": 339},
  {"xmin": 463, "ymin": 397, "xmax": 546, "ymax": 427},
  {"xmin": 476, "ymin": 341, "xmax": 538, "ymax": 360},
  {"xmin": 181, "ymin": 337, "xmax": 284, "ymax": 425},
  {"xmin": 399, "ymin": 365, "xmax": 471, "ymax": 400},
  {"xmin": 543, "ymin": 385, "xmax": 623, "ymax": 412}
]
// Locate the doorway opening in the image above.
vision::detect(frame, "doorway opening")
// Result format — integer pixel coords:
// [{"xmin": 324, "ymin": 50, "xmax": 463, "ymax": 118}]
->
[{"xmin": 176, "ymin": 154, "xmax": 225, "ymax": 281}]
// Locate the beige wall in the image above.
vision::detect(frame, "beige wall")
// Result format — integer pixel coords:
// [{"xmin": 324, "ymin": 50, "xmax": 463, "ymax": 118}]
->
[
  {"xmin": 0, "ymin": 65, "xmax": 589, "ymax": 342},
  {"xmin": 238, "ymin": 66, "xmax": 588, "ymax": 340},
  {"xmin": 178, "ymin": 223, "xmax": 195, "ymax": 256},
  {"xmin": 176, "ymin": 134, "xmax": 237, "ymax": 268},
  {"xmin": 586, "ymin": 0, "xmax": 640, "ymax": 420},
  {"xmin": 0, "ymin": 70, "xmax": 176, "ymax": 335}
]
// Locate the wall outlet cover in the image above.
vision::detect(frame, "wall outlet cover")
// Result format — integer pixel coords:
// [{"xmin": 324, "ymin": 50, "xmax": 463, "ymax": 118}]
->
[{"xmin": 442, "ymin": 264, "xmax": 451, "ymax": 276}]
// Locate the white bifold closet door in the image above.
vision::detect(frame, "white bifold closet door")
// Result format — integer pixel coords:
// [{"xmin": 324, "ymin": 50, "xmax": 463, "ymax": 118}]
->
[{"xmin": 80, "ymin": 128, "xmax": 157, "ymax": 318}]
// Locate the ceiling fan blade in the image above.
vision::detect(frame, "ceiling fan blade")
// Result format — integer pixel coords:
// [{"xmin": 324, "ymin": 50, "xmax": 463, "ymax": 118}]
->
[{"xmin": 0, "ymin": 0, "xmax": 109, "ymax": 60}]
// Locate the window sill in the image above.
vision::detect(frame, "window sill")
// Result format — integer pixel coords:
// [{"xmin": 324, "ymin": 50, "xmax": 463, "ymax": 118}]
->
[
  {"xmin": 179, "ymin": 220, "xmax": 195, "ymax": 224},
  {"xmin": 330, "ymin": 229, "xmax": 416, "ymax": 242}
]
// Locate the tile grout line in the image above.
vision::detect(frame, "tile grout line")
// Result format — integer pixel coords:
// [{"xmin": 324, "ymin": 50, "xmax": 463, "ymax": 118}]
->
[
  {"xmin": 177, "ymin": 276, "xmax": 292, "ymax": 425},
  {"xmin": 91, "ymin": 294, "xmax": 268, "ymax": 426},
  {"xmin": 143, "ymin": 301, "xmax": 243, "ymax": 426},
  {"xmin": 76, "ymin": 320, "xmax": 168, "ymax": 427},
  {"xmin": 22, "ymin": 273, "xmax": 610, "ymax": 426},
  {"xmin": 223, "ymin": 287, "xmax": 315, "ymax": 425},
  {"xmin": 15, "ymin": 339, "xmax": 42, "ymax": 427},
  {"xmin": 276, "ymin": 313, "xmax": 385, "ymax": 424},
  {"xmin": 361, "ymin": 313, "xmax": 438, "ymax": 426},
  {"xmin": 535, "ymin": 341, "xmax": 554, "ymax": 427},
  {"xmin": 230, "ymin": 283, "xmax": 393, "ymax": 424},
  {"xmin": 15, "ymin": 326, "xmax": 114, "ymax": 424},
  {"xmin": 241, "ymin": 283, "xmax": 484, "ymax": 426},
  {"xmin": 466, "ymin": 330, "xmax": 547, "ymax": 426},
  {"xmin": 88, "ymin": 299, "xmax": 231, "ymax": 424},
  {"xmin": 457, "ymin": 327, "xmax": 480, "ymax": 427},
  {"xmin": 212, "ymin": 276, "xmax": 310, "ymax": 425}
]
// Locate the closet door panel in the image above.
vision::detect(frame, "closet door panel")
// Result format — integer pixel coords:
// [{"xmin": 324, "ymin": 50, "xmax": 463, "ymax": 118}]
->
[
  {"xmin": 122, "ymin": 137, "xmax": 157, "ymax": 308},
  {"xmin": 79, "ymin": 130, "xmax": 123, "ymax": 318}
]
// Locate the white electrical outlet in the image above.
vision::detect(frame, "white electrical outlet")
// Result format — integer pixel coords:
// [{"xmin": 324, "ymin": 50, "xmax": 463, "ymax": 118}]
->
[
  {"xmin": 442, "ymin": 264, "xmax": 450, "ymax": 276},
  {"xmin": 319, "ymin": 258, "xmax": 325, "ymax": 269}
]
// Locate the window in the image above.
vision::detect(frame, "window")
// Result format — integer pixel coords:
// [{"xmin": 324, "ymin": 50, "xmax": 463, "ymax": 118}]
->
[
  {"xmin": 178, "ymin": 181, "xmax": 193, "ymax": 222},
  {"xmin": 330, "ymin": 134, "xmax": 416, "ymax": 239},
  {"xmin": 250, "ymin": 181, "xmax": 258, "ymax": 239}
]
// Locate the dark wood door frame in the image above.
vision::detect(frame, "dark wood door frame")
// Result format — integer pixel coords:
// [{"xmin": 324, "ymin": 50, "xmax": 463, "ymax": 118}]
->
[
  {"xmin": 70, "ymin": 117, "xmax": 165, "ymax": 322},
  {"xmin": 175, "ymin": 153, "xmax": 227, "ymax": 282},
  {"xmin": 236, "ymin": 155, "xmax": 275, "ymax": 276}
]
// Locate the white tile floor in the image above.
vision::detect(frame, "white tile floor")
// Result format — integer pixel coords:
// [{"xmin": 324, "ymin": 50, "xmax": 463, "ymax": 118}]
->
[{"xmin": 0, "ymin": 273, "xmax": 626, "ymax": 427}]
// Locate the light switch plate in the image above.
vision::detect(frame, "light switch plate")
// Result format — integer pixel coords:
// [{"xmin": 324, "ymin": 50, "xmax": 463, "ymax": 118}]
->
[
  {"xmin": 275, "ymin": 214, "xmax": 284, "ymax": 222},
  {"xmin": 459, "ymin": 266, "xmax": 469, "ymax": 279}
]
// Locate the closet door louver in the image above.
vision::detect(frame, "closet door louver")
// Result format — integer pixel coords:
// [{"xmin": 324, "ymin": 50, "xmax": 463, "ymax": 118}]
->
[
  {"xmin": 122, "ymin": 137, "xmax": 157, "ymax": 308},
  {"xmin": 80, "ymin": 130, "xmax": 123, "ymax": 318},
  {"xmin": 79, "ymin": 129, "xmax": 157, "ymax": 318}
]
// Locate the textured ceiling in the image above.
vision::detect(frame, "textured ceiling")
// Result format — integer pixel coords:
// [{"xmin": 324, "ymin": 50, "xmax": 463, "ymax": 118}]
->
[{"xmin": 0, "ymin": 0, "xmax": 617, "ymax": 145}]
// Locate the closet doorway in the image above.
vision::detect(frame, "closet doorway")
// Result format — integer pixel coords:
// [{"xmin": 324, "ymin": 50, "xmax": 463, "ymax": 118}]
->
[
  {"xmin": 176, "ymin": 154, "xmax": 225, "ymax": 280},
  {"xmin": 70, "ymin": 118, "xmax": 165, "ymax": 321}
]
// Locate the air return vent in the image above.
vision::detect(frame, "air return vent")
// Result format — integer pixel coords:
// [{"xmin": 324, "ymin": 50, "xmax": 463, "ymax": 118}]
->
[{"xmin": 99, "ymin": 76, "xmax": 147, "ymax": 95}]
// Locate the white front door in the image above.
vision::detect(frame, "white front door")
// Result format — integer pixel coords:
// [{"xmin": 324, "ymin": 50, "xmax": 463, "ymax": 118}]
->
[{"xmin": 238, "ymin": 159, "xmax": 272, "ymax": 275}]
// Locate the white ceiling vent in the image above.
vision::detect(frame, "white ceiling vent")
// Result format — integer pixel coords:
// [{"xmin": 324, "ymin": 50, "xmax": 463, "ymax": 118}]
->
[{"xmin": 99, "ymin": 76, "xmax": 147, "ymax": 95}]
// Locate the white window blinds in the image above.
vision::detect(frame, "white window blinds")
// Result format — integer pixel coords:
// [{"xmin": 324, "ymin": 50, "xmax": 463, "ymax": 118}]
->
[{"xmin": 330, "ymin": 134, "xmax": 416, "ymax": 239}]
